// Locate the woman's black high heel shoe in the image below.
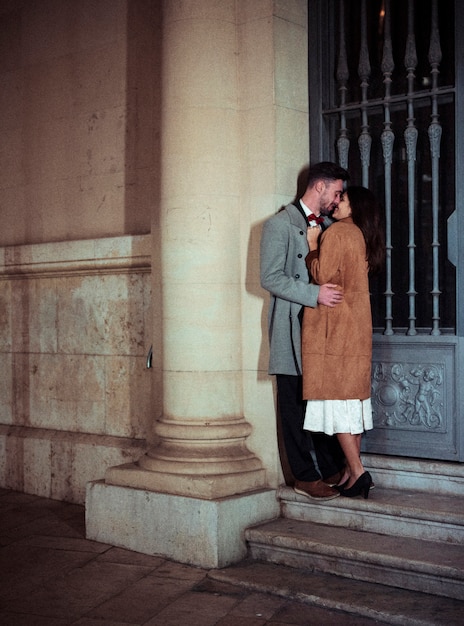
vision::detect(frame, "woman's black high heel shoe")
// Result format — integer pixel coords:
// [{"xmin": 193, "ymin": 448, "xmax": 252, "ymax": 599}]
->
[{"xmin": 339, "ymin": 471, "xmax": 372, "ymax": 499}]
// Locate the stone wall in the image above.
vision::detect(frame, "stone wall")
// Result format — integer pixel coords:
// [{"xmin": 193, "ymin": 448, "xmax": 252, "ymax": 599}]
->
[
  {"xmin": 0, "ymin": 235, "xmax": 154, "ymax": 503},
  {"xmin": 0, "ymin": 0, "xmax": 158, "ymax": 246}
]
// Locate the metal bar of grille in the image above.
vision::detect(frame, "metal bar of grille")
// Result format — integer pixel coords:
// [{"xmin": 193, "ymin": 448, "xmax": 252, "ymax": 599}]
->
[
  {"xmin": 404, "ymin": 0, "xmax": 418, "ymax": 336},
  {"xmin": 337, "ymin": 0, "xmax": 350, "ymax": 170},
  {"xmin": 357, "ymin": 0, "xmax": 371, "ymax": 187},
  {"xmin": 381, "ymin": 0, "xmax": 395, "ymax": 336},
  {"xmin": 428, "ymin": 0, "xmax": 442, "ymax": 336}
]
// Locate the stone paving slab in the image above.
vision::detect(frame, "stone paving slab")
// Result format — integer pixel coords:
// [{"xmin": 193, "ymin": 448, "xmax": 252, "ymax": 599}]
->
[{"xmin": 0, "ymin": 489, "xmax": 383, "ymax": 625}]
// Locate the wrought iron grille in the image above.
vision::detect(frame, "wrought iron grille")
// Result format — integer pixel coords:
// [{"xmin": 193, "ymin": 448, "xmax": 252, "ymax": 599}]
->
[{"xmin": 309, "ymin": 0, "xmax": 456, "ymax": 335}]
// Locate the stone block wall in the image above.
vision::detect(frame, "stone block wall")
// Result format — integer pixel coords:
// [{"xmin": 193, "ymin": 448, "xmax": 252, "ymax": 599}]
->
[{"xmin": 0, "ymin": 235, "xmax": 154, "ymax": 503}]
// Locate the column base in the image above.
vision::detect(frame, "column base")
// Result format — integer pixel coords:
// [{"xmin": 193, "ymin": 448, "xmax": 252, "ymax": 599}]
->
[
  {"xmin": 85, "ymin": 479, "xmax": 279, "ymax": 568},
  {"xmin": 104, "ymin": 461, "xmax": 267, "ymax": 499}
]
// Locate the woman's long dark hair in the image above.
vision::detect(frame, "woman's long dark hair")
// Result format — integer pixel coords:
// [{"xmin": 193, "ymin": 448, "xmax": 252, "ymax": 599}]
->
[{"xmin": 346, "ymin": 186, "xmax": 385, "ymax": 274}]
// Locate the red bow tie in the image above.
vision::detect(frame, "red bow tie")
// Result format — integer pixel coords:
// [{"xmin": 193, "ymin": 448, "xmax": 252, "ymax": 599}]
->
[{"xmin": 307, "ymin": 213, "xmax": 324, "ymax": 225}]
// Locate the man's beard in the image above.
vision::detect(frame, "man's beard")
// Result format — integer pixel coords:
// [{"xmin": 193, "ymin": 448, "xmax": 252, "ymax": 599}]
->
[{"xmin": 320, "ymin": 205, "xmax": 335, "ymax": 217}]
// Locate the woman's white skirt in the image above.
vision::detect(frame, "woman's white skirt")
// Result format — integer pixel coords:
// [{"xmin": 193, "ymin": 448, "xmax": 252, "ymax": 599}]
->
[{"xmin": 304, "ymin": 398, "xmax": 373, "ymax": 436}]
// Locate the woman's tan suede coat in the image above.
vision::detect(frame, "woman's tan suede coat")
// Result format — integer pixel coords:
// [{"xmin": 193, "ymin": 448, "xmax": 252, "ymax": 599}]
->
[{"xmin": 302, "ymin": 217, "xmax": 372, "ymax": 400}]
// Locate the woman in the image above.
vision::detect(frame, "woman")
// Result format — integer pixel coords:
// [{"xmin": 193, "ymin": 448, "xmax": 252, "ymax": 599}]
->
[{"xmin": 302, "ymin": 186, "xmax": 385, "ymax": 498}]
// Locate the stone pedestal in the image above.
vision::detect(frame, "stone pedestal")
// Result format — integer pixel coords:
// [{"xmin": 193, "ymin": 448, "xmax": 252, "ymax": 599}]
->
[{"xmin": 86, "ymin": 480, "xmax": 279, "ymax": 568}]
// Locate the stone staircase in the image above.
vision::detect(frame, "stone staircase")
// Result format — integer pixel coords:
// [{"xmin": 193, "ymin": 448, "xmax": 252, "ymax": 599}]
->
[{"xmin": 210, "ymin": 455, "xmax": 464, "ymax": 624}]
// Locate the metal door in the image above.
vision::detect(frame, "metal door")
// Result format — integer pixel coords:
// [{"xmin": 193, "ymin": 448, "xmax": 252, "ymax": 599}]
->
[{"xmin": 308, "ymin": 0, "xmax": 464, "ymax": 460}]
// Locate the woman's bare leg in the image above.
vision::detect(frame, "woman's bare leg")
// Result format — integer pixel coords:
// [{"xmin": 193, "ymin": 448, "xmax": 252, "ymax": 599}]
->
[{"xmin": 336, "ymin": 433, "xmax": 364, "ymax": 488}]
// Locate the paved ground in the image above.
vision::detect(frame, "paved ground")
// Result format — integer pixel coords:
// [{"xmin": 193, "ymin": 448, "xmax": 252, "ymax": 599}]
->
[{"xmin": 0, "ymin": 488, "xmax": 382, "ymax": 625}]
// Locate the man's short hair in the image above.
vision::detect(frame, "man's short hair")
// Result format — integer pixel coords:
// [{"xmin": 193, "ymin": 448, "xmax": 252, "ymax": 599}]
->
[{"xmin": 306, "ymin": 161, "xmax": 350, "ymax": 188}]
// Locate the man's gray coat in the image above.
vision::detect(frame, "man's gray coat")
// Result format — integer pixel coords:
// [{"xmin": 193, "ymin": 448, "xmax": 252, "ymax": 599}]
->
[{"xmin": 260, "ymin": 202, "xmax": 325, "ymax": 376}]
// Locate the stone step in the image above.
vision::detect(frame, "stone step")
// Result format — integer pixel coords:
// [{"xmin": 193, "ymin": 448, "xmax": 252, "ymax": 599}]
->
[
  {"xmin": 245, "ymin": 517, "xmax": 464, "ymax": 600},
  {"xmin": 363, "ymin": 455, "xmax": 464, "ymax": 496},
  {"xmin": 210, "ymin": 559, "xmax": 464, "ymax": 626},
  {"xmin": 279, "ymin": 485, "xmax": 464, "ymax": 545}
]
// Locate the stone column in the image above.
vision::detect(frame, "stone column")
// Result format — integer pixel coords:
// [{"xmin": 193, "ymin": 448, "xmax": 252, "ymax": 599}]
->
[
  {"xmin": 108, "ymin": 0, "xmax": 266, "ymax": 499},
  {"xmin": 87, "ymin": 0, "xmax": 285, "ymax": 567},
  {"xmin": 87, "ymin": 0, "xmax": 310, "ymax": 567}
]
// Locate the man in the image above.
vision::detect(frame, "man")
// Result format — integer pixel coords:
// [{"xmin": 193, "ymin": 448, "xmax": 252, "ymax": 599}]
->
[{"xmin": 260, "ymin": 162, "xmax": 349, "ymax": 500}]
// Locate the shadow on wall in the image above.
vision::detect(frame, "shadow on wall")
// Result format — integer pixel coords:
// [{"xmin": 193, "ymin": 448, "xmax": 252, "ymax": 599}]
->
[
  {"xmin": 244, "ymin": 164, "xmax": 310, "ymax": 383},
  {"xmin": 1, "ymin": 1, "xmax": 165, "ymax": 503},
  {"xmin": 244, "ymin": 164, "xmax": 310, "ymax": 487},
  {"xmin": 125, "ymin": 0, "xmax": 163, "ymax": 448}
]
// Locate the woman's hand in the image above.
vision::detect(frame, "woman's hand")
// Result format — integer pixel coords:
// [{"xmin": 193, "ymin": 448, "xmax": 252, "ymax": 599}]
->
[{"xmin": 306, "ymin": 225, "xmax": 321, "ymax": 250}]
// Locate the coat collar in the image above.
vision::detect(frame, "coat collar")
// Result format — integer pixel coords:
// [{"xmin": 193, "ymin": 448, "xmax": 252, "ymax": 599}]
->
[
  {"xmin": 287, "ymin": 202, "xmax": 308, "ymax": 228},
  {"xmin": 289, "ymin": 201, "xmax": 334, "ymax": 231},
  {"xmin": 335, "ymin": 216, "xmax": 354, "ymax": 224}
]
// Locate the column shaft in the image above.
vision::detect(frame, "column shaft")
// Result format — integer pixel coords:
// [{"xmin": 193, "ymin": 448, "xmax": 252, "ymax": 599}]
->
[{"xmin": 113, "ymin": 0, "xmax": 266, "ymax": 499}]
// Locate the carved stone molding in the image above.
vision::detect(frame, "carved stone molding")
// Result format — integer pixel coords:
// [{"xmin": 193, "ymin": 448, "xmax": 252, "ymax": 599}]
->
[{"xmin": 0, "ymin": 235, "xmax": 151, "ymax": 279}]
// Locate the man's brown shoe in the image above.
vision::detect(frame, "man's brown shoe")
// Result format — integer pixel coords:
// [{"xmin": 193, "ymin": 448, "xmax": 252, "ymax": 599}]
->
[{"xmin": 294, "ymin": 479, "xmax": 340, "ymax": 500}]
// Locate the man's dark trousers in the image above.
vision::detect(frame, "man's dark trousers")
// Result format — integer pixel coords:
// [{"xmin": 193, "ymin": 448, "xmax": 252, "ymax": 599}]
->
[{"xmin": 276, "ymin": 374, "xmax": 344, "ymax": 483}]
